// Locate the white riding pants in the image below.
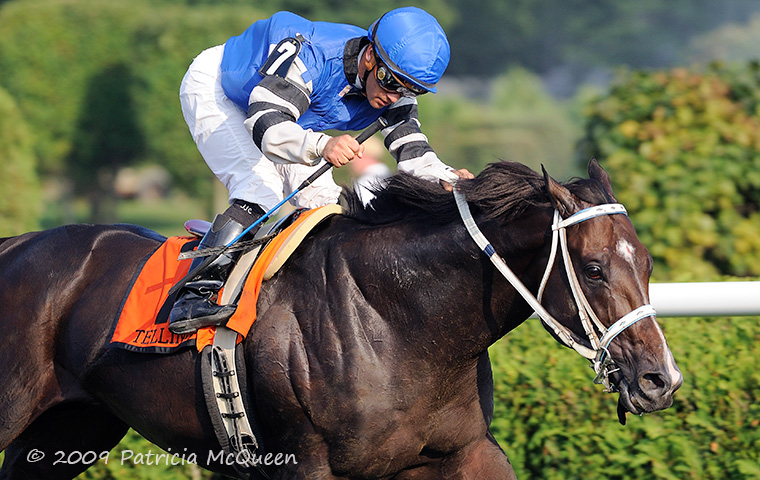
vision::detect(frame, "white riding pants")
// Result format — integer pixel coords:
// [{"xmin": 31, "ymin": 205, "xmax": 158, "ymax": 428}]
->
[{"xmin": 179, "ymin": 45, "xmax": 341, "ymax": 211}]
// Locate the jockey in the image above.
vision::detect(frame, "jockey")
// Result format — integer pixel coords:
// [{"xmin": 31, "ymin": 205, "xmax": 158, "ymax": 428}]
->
[{"xmin": 170, "ymin": 7, "xmax": 473, "ymax": 335}]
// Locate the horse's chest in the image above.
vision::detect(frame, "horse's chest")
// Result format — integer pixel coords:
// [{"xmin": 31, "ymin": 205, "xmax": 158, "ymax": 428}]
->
[{"xmin": 322, "ymin": 391, "xmax": 486, "ymax": 477}]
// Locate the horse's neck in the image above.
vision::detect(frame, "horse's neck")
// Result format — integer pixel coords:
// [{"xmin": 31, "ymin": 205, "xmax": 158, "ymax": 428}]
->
[{"xmin": 366, "ymin": 210, "xmax": 552, "ymax": 364}]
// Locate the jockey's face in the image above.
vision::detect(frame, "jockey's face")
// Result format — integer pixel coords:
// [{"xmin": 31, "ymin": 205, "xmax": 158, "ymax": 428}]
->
[
  {"xmin": 366, "ymin": 66, "xmax": 403, "ymax": 108},
  {"xmin": 361, "ymin": 46, "xmax": 402, "ymax": 109}
]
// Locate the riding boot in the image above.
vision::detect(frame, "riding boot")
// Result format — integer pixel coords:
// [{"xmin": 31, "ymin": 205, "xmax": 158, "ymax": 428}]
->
[{"xmin": 168, "ymin": 212, "xmax": 258, "ymax": 334}]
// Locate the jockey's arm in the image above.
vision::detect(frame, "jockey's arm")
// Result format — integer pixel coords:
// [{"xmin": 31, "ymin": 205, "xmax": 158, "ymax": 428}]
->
[
  {"xmin": 242, "ymin": 72, "xmax": 329, "ymax": 166},
  {"xmin": 382, "ymin": 97, "xmax": 472, "ymax": 185},
  {"xmin": 242, "ymin": 60, "xmax": 361, "ymax": 168},
  {"xmin": 242, "ymin": 66, "xmax": 467, "ymax": 181}
]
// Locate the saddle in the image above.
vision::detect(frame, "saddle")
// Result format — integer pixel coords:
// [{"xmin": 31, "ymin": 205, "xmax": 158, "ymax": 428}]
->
[{"xmin": 109, "ymin": 204, "xmax": 342, "ymax": 479}]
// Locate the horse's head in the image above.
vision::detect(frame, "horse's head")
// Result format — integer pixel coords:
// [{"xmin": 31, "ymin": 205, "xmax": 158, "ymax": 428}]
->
[{"xmin": 541, "ymin": 159, "xmax": 682, "ymax": 424}]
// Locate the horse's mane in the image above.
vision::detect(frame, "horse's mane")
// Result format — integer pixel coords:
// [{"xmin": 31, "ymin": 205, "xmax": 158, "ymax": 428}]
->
[{"xmin": 342, "ymin": 161, "xmax": 614, "ymax": 225}]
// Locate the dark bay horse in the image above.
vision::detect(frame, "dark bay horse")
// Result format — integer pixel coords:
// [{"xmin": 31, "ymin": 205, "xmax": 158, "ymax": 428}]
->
[{"xmin": 0, "ymin": 160, "xmax": 681, "ymax": 479}]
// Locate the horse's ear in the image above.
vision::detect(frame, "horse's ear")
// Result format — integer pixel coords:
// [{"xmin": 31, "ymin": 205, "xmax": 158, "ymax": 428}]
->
[
  {"xmin": 542, "ymin": 165, "xmax": 584, "ymax": 217},
  {"xmin": 588, "ymin": 158, "xmax": 617, "ymax": 201}
]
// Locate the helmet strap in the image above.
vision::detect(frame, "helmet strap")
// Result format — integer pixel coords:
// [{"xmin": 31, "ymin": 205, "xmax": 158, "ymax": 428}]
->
[
  {"xmin": 360, "ymin": 69, "xmax": 371, "ymax": 94},
  {"xmin": 359, "ymin": 46, "xmax": 376, "ymax": 93}
]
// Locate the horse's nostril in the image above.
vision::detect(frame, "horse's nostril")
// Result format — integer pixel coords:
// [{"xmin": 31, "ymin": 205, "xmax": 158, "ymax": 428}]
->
[{"xmin": 641, "ymin": 372, "xmax": 667, "ymax": 392}]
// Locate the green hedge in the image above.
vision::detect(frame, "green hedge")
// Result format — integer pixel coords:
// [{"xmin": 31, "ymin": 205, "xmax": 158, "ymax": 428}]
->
[
  {"xmin": 491, "ymin": 312, "xmax": 760, "ymax": 479},
  {"xmin": 0, "ymin": 0, "xmax": 266, "ymax": 199}
]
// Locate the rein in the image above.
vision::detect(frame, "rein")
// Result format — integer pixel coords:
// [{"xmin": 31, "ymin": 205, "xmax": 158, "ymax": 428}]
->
[{"xmin": 452, "ymin": 189, "xmax": 656, "ymax": 391}]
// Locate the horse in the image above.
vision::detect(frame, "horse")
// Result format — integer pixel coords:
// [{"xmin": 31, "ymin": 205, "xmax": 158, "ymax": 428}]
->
[{"xmin": 0, "ymin": 160, "xmax": 682, "ymax": 479}]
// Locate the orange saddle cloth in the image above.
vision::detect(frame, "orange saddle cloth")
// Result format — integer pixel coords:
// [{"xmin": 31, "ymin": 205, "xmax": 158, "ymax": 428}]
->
[
  {"xmin": 109, "ymin": 235, "xmax": 199, "ymax": 353},
  {"xmin": 109, "ymin": 206, "xmax": 339, "ymax": 354}
]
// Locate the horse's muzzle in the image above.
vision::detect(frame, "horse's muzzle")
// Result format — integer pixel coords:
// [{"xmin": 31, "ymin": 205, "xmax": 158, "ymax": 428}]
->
[{"xmin": 614, "ymin": 365, "xmax": 683, "ymax": 425}]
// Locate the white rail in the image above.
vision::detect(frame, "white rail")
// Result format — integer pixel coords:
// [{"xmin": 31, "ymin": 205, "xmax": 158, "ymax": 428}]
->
[
  {"xmin": 529, "ymin": 282, "xmax": 760, "ymax": 319},
  {"xmin": 649, "ymin": 282, "xmax": 760, "ymax": 317}
]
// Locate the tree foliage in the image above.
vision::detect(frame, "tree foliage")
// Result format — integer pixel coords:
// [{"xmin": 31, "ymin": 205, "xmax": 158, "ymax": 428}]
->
[
  {"xmin": 0, "ymin": 86, "xmax": 40, "ymax": 235},
  {"xmin": 0, "ymin": 0, "xmax": 137, "ymax": 172},
  {"xmin": 0, "ymin": 0, "xmax": 267, "ymax": 218},
  {"xmin": 580, "ymin": 63, "xmax": 760, "ymax": 280},
  {"xmin": 446, "ymin": 0, "xmax": 760, "ymax": 77},
  {"xmin": 147, "ymin": 0, "xmax": 456, "ymax": 36},
  {"xmin": 68, "ymin": 63, "xmax": 146, "ymax": 222}
]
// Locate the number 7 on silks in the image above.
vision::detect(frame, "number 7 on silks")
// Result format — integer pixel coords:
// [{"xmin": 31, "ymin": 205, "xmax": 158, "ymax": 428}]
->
[{"xmin": 259, "ymin": 36, "xmax": 303, "ymax": 78}]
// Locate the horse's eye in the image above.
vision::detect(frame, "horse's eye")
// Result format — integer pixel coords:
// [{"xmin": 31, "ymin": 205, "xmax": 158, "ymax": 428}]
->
[{"xmin": 584, "ymin": 264, "xmax": 603, "ymax": 280}]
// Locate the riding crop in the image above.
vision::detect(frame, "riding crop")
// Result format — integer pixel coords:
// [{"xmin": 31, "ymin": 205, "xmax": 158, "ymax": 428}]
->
[{"xmin": 168, "ymin": 116, "xmax": 388, "ymax": 298}]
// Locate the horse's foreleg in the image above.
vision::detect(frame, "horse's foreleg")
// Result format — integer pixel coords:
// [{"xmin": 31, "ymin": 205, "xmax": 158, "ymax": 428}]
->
[
  {"xmin": 440, "ymin": 432, "xmax": 517, "ymax": 480},
  {"xmin": 0, "ymin": 402, "xmax": 128, "ymax": 480},
  {"xmin": 0, "ymin": 328, "xmax": 60, "ymax": 453}
]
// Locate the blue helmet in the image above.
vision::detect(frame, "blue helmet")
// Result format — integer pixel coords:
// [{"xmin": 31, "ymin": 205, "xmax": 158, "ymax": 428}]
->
[{"xmin": 368, "ymin": 7, "xmax": 450, "ymax": 94}]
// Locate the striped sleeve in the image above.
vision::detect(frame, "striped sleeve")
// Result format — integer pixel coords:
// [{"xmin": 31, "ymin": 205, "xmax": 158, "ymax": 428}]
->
[
  {"xmin": 242, "ymin": 61, "xmax": 330, "ymax": 166},
  {"xmin": 382, "ymin": 98, "xmax": 457, "ymax": 182}
]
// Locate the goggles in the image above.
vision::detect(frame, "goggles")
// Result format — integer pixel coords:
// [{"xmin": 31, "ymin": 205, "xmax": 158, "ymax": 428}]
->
[{"xmin": 374, "ymin": 59, "xmax": 427, "ymax": 97}]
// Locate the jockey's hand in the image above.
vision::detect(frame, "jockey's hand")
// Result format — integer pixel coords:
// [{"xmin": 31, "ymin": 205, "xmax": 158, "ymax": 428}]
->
[
  {"xmin": 441, "ymin": 168, "xmax": 475, "ymax": 192},
  {"xmin": 322, "ymin": 134, "xmax": 364, "ymax": 168}
]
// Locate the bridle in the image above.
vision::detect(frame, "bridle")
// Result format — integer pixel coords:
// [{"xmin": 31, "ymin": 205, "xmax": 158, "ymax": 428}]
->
[{"xmin": 453, "ymin": 189, "xmax": 656, "ymax": 392}]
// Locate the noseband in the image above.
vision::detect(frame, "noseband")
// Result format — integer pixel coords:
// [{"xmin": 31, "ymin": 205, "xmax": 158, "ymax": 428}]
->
[{"xmin": 453, "ymin": 190, "xmax": 656, "ymax": 392}]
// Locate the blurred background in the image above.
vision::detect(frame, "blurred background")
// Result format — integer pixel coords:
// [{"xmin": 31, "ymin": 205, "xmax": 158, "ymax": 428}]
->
[
  {"xmin": 1, "ymin": 0, "xmax": 759, "ymax": 478},
  {"xmin": 3, "ymin": 0, "xmax": 760, "ymax": 238}
]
